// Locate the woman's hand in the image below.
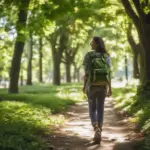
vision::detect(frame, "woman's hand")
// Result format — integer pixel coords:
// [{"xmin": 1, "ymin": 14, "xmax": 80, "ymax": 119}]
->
[
  {"xmin": 107, "ymin": 81, "xmax": 112, "ymax": 97},
  {"xmin": 107, "ymin": 89, "xmax": 112, "ymax": 97}
]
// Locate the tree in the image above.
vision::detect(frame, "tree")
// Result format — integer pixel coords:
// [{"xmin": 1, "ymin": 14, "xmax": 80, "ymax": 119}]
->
[
  {"xmin": 8, "ymin": 0, "xmax": 30, "ymax": 93},
  {"xmin": 127, "ymin": 23, "xmax": 141, "ymax": 79},
  {"xmin": 72, "ymin": 55, "xmax": 82, "ymax": 82},
  {"xmin": 64, "ymin": 47, "xmax": 79, "ymax": 83},
  {"xmin": 43, "ymin": 0, "xmax": 112, "ymax": 85},
  {"xmin": 121, "ymin": 0, "xmax": 150, "ymax": 89},
  {"xmin": 48, "ymin": 27, "xmax": 69, "ymax": 85}
]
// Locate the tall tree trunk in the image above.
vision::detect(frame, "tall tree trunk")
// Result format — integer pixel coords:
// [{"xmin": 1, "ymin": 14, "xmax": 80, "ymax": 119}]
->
[
  {"xmin": 51, "ymin": 40, "xmax": 61, "ymax": 85},
  {"xmin": 139, "ymin": 54, "xmax": 145, "ymax": 83},
  {"xmin": 9, "ymin": 0, "xmax": 30, "ymax": 93},
  {"xmin": 53, "ymin": 53, "xmax": 61, "ymax": 85},
  {"xmin": 77, "ymin": 68, "xmax": 80, "ymax": 82},
  {"xmin": 66, "ymin": 63, "xmax": 71, "ymax": 83},
  {"xmin": 140, "ymin": 24, "xmax": 150, "ymax": 85},
  {"xmin": 121, "ymin": 0, "xmax": 150, "ymax": 87},
  {"xmin": 26, "ymin": 32, "xmax": 33, "ymax": 85},
  {"xmin": 133, "ymin": 52, "xmax": 140, "ymax": 78},
  {"xmin": 63, "ymin": 46, "xmax": 80, "ymax": 83},
  {"xmin": 50, "ymin": 30, "xmax": 68, "ymax": 85},
  {"xmin": 73, "ymin": 62, "xmax": 81, "ymax": 83},
  {"xmin": 39, "ymin": 37, "xmax": 43, "ymax": 83},
  {"xmin": 73, "ymin": 65, "xmax": 76, "ymax": 82},
  {"xmin": 73, "ymin": 63, "xmax": 77, "ymax": 82},
  {"xmin": 65, "ymin": 53, "xmax": 71, "ymax": 83},
  {"xmin": 127, "ymin": 24, "xmax": 140, "ymax": 79},
  {"xmin": 136, "ymin": 23, "xmax": 150, "ymax": 85}
]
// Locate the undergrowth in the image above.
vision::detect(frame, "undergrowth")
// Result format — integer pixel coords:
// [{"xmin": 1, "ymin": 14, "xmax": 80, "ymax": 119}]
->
[
  {"xmin": 113, "ymin": 85, "xmax": 150, "ymax": 150},
  {"xmin": 0, "ymin": 83, "xmax": 83, "ymax": 150}
]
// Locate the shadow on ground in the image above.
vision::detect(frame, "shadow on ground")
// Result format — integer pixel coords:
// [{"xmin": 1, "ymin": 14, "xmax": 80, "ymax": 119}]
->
[{"xmin": 44, "ymin": 99, "xmax": 139, "ymax": 150}]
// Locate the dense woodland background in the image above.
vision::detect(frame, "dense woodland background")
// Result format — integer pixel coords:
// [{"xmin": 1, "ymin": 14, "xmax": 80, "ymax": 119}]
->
[{"xmin": 0, "ymin": 0, "xmax": 149, "ymax": 93}]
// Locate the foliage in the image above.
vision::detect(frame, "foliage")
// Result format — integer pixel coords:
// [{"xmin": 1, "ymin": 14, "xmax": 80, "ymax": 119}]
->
[
  {"xmin": 113, "ymin": 86, "xmax": 150, "ymax": 130},
  {"xmin": 0, "ymin": 84, "xmax": 84, "ymax": 150},
  {"xmin": 113, "ymin": 85, "xmax": 150, "ymax": 150},
  {"xmin": 0, "ymin": 0, "xmax": 136, "ymax": 85},
  {"xmin": 0, "ymin": 22, "xmax": 14, "ymax": 79}
]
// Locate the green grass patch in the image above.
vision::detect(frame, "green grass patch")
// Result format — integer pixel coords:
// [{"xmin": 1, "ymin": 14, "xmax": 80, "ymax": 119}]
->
[
  {"xmin": 113, "ymin": 86, "xmax": 150, "ymax": 131},
  {"xmin": 0, "ymin": 83, "xmax": 84, "ymax": 150},
  {"xmin": 112, "ymin": 86, "xmax": 136, "ymax": 112},
  {"xmin": 0, "ymin": 83, "xmax": 83, "ymax": 113},
  {"xmin": 113, "ymin": 85, "xmax": 150, "ymax": 150}
]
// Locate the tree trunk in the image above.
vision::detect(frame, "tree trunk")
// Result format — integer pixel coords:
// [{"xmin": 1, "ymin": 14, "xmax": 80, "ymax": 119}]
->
[
  {"xmin": 51, "ymin": 41, "xmax": 61, "ymax": 85},
  {"xmin": 65, "ymin": 53, "xmax": 71, "ymax": 83},
  {"xmin": 72, "ymin": 62, "xmax": 81, "ymax": 83},
  {"xmin": 139, "ymin": 54, "xmax": 145, "ymax": 83},
  {"xmin": 8, "ymin": 0, "xmax": 30, "ymax": 93},
  {"xmin": 133, "ymin": 52, "xmax": 140, "ymax": 78},
  {"xmin": 73, "ymin": 65, "xmax": 76, "ymax": 82},
  {"xmin": 66, "ymin": 63, "xmax": 71, "ymax": 83},
  {"xmin": 26, "ymin": 32, "xmax": 33, "ymax": 85},
  {"xmin": 136, "ymin": 24, "xmax": 150, "ymax": 86},
  {"xmin": 127, "ymin": 24, "xmax": 140, "ymax": 79},
  {"xmin": 53, "ymin": 53, "xmax": 61, "ymax": 85},
  {"xmin": 121, "ymin": 0, "xmax": 150, "ymax": 88},
  {"xmin": 77, "ymin": 68, "xmax": 80, "ymax": 82},
  {"xmin": 39, "ymin": 37, "xmax": 43, "ymax": 83},
  {"xmin": 50, "ymin": 30, "xmax": 68, "ymax": 85},
  {"xmin": 63, "ymin": 47, "xmax": 80, "ymax": 83},
  {"xmin": 140, "ymin": 24, "xmax": 150, "ymax": 84}
]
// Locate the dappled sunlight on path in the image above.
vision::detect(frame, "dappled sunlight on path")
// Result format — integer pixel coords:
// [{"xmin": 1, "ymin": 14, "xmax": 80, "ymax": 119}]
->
[{"xmin": 48, "ymin": 98, "xmax": 133, "ymax": 150}]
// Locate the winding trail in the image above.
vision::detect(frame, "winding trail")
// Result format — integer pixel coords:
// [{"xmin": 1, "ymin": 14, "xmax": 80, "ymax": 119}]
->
[{"xmin": 48, "ymin": 97, "xmax": 136, "ymax": 150}]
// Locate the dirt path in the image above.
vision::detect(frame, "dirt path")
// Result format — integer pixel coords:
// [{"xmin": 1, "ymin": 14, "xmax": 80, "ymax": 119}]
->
[{"xmin": 48, "ymin": 98, "xmax": 135, "ymax": 150}]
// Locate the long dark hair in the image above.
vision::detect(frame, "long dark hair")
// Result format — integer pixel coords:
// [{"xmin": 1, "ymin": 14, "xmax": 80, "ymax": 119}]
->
[{"xmin": 93, "ymin": 36, "xmax": 108, "ymax": 54}]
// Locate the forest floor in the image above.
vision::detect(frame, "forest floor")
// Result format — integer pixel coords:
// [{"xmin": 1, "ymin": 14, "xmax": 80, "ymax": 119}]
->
[{"xmin": 45, "ymin": 97, "xmax": 142, "ymax": 150}]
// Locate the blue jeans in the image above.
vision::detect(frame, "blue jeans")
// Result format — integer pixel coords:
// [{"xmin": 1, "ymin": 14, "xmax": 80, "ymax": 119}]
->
[{"xmin": 87, "ymin": 87, "xmax": 106, "ymax": 128}]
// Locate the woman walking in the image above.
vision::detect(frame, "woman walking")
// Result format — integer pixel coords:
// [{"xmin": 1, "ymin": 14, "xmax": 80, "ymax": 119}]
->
[{"xmin": 82, "ymin": 36, "xmax": 112, "ymax": 144}]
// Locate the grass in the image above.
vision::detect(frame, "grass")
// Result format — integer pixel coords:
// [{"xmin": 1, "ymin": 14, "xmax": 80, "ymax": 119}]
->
[
  {"xmin": 112, "ymin": 85, "xmax": 150, "ymax": 150},
  {"xmin": 112, "ymin": 86, "xmax": 150, "ymax": 133},
  {"xmin": 0, "ymin": 83, "xmax": 84, "ymax": 150}
]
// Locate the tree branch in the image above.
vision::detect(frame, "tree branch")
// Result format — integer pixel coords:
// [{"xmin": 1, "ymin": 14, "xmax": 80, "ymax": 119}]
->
[
  {"xmin": 61, "ymin": 60, "xmax": 67, "ymax": 64},
  {"xmin": 127, "ymin": 24, "xmax": 137, "ymax": 53},
  {"xmin": 73, "ymin": 61, "xmax": 81, "ymax": 70},
  {"xmin": 61, "ymin": 55, "xmax": 67, "ymax": 64},
  {"xmin": 132, "ymin": 0, "xmax": 145, "ymax": 19},
  {"xmin": 141, "ymin": 0, "xmax": 149, "ymax": 8},
  {"xmin": 72, "ymin": 46, "xmax": 79, "ymax": 60},
  {"xmin": 127, "ymin": 23, "xmax": 142, "ymax": 55},
  {"xmin": 121, "ymin": 0, "xmax": 140, "ymax": 25}
]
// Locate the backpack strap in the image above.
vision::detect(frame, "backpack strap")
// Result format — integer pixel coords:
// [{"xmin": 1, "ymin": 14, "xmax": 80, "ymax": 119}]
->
[{"xmin": 101, "ymin": 53, "xmax": 110, "ymax": 67}]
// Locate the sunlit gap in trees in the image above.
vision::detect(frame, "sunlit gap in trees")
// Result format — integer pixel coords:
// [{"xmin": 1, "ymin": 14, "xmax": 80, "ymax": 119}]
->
[{"xmin": 56, "ymin": 87, "xmax": 84, "ymax": 101}]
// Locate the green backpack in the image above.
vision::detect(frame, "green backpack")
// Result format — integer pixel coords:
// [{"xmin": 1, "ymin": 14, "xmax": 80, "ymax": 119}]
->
[{"xmin": 89, "ymin": 53, "xmax": 110, "ymax": 86}]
